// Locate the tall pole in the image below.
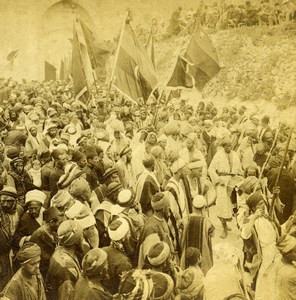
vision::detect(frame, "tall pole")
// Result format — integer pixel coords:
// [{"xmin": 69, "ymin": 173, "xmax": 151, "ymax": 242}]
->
[{"xmin": 108, "ymin": 10, "xmax": 130, "ymax": 91}]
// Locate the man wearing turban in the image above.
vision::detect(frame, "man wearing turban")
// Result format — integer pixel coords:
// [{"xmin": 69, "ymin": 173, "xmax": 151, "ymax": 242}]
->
[
  {"xmin": 0, "ymin": 242, "xmax": 46, "ymax": 300},
  {"xmin": 0, "ymin": 186, "xmax": 24, "ymax": 291},
  {"xmin": 74, "ymin": 248, "xmax": 112, "ymax": 299},
  {"xmin": 46, "ymin": 220, "xmax": 84, "ymax": 300},
  {"xmin": 13, "ymin": 189, "xmax": 46, "ymax": 249},
  {"xmin": 208, "ymin": 135, "xmax": 243, "ymax": 238}
]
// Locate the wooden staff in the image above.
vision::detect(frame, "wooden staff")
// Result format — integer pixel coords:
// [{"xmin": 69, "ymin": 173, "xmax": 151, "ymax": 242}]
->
[{"xmin": 269, "ymin": 121, "xmax": 295, "ymax": 218}]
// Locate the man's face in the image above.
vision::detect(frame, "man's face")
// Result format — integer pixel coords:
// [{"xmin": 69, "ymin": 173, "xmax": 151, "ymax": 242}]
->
[
  {"xmin": 0, "ymin": 195, "xmax": 16, "ymax": 213},
  {"xmin": 191, "ymin": 167, "xmax": 202, "ymax": 178},
  {"xmin": 78, "ymin": 156, "xmax": 87, "ymax": 169},
  {"xmin": 163, "ymin": 205, "xmax": 170, "ymax": 219},
  {"xmin": 253, "ymin": 200, "xmax": 266, "ymax": 212},
  {"xmin": 186, "ymin": 139, "xmax": 194, "ymax": 150},
  {"xmin": 27, "ymin": 201, "xmax": 42, "ymax": 218},
  {"xmin": 49, "ymin": 216, "xmax": 62, "ymax": 232},
  {"xmin": 14, "ymin": 162, "xmax": 24, "ymax": 174},
  {"xmin": 58, "ymin": 154, "xmax": 69, "ymax": 167},
  {"xmin": 126, "ymin": 150, "xmax": 132, "ymax": 163},
  {"xmin": 48, "ymin": 128, "xmax": 57, "ymax": 138},
  {"xmin": 114, "ymin": 131, "xmax": 121, "ymax": 140},
  {"xmin": 223, "ymin": 144, "xmax": 232, "ymax": 154},
  {"xmin": 30, "ymin": 128, "xmax": 37, "ymax": 137},
  {"xmin": 140, "ymin": 111, "xmax": 147, "ymax": 120},
  {"xmin": 22, "ymin": 256, "xmax": 41, "ymax": 276},
  {"xmin": 109, "ymin": 172, "xmax": 119, "ymax": 183},
  {"xmin": 10, "ymin": 112, "xmax": 17, "ymax": 121}
]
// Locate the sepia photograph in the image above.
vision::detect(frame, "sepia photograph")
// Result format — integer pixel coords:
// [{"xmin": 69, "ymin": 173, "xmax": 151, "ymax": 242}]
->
[{"xmin": 0, "ymin": 0, "xmax": 296, "ymax": 299}]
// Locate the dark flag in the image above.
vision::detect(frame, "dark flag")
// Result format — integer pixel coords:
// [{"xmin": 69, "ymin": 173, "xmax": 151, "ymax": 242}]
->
[
  {"xmin": 80, "ymin": 20, "xmax": 111, "ymax": 83},
  {"xmin": 7, "ymin": 50, "xmax": 19, "ymax": 62},
  {"xmin": 72, "ymin": 23, "xmax": 89, "ymax": 104},
  {"xmin": 44, "ymin": 61, "xmax": 56, "ymax": 81},
  {"xmin": 111, "ymin": 18, "xmax": 158, "ymax": 103},
  {"xmin": 167, "ymin": 23, "xmax": 220, "ymax": 91},
  {"xmin": 167, "ymin": 56, "xmax": 194, "ymax": 88},
  {"xmin": 6, "ymin": 49, "xmax": 19, "ymax": 71}
]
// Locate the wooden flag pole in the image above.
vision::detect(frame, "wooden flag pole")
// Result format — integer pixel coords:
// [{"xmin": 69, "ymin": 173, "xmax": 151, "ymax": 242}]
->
[
  {"xmin": 269, "ymin": 120, "xmax": 296, "ymax": 218},
  {"xmin": 108, "ymin": 10, "xmax": 130, "ymax": 92}
]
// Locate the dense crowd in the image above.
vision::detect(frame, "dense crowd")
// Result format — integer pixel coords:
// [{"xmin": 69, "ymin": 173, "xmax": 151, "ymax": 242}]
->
[
  {"xmin": 0, "ymin": 77, "xmax": 295, "ymax": 300},
  {"xmin": 164, "ymin": 0, "xmax": 296, "ymax": 37}
]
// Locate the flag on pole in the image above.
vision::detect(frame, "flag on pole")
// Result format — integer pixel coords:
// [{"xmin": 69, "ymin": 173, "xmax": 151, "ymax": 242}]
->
[
  {"xmin": 7, "ymin": 50, "xmax": 19, "ymax": 62},
  {"xmin": 72, "ymin": 23, "xmax": 89, "ymax": 104},
  {"xmin": 145, "ymin": 32, "xmax": 156, "ymax": 67},
  {"xmin": 44, "ymin": 61, "xmax": 56, "ymax": 81},
  {"xmin": 110, "ymin": 18, "xmax": 158, "ymax": 103},
  {"xmin": 167, "ymin": 23, "xmax": 220, "ymax": 91},
  {"xmin": 79, "ymin": 20, "xmax": 111, "ymax": 83},
  {"xmin": 6, "ymin": 49, "xmax": 19, "ymax": 71},
  {"xmin": 60, "ymin": 59, "xmax": 65, "ymax": 80}
]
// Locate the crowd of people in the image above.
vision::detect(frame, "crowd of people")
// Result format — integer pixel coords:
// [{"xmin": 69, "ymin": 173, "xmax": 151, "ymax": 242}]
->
[
  {"xmin": 0, "ymin": 77, "xmax": 295, "ymax": 300},
  {"xmin": 164, "ymin": 0, "xmax": 296, "ymax": 36}
]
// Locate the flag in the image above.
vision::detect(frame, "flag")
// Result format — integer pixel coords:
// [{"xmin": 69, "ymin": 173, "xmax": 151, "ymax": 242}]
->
[
  {"xmin": 111, "ymin": 19, "xmax": 158, "ymax": 103},
  {"xmin": 145, "ymin": 32, "xmax": 155, "ymax": 67},
  {"xmin": 167, "ymin": 56, "xmax": 194, "ymax": 88},
  {"xmin": 167, "ymin": 23, "xmax": 220, "ymax": 91},
  {"xmin": 44, "ymin": 61, "xmax": 56, "ymax": 81},
  {"xmin": 60, "ymin": 59, "xmax": 65, "ymax": 80},
  {"xmin": 6, "ymin": 49, "xmax": 19, "ymax": 72},
  {"xmin": 80, "ymin": 20, "xmax": 111, "ymax": 83},
  {"xmin": 72, "ymin": 23, "xmax": 89, "ymax": 104},
  {"xmin": 7, "ymin": 50, "xmax": 19, "ymax": 62}
]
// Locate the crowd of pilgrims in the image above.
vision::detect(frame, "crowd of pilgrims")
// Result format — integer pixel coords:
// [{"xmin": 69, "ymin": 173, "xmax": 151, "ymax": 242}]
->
[{"xmin": 0, "ymin": 79, "xmax": 295, "ymax": 300}]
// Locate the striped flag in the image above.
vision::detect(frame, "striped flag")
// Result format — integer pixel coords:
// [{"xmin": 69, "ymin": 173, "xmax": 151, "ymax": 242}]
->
[{"xmin": 110, "ymin": 18, "xmax": 158, "ymax": 103}]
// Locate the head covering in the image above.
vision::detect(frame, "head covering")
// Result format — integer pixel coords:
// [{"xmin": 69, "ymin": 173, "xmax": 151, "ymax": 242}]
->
[
  {"xmin": 170, "ymin": 158, "xmax": 186, "ymax": 174},
  {"xmin": 58, "ymin": 220, "xmax": 83, "ymax": 247},
  {"xmin": 51, "ymin": 190, "xmax": 73, "ymax": 208},
  {"xmin": 16, "ymin": 242, "xmax": 41, "ymax": 263},
  {"xmin": 85, "ymin": 145, "xmax": 98, "ymax": 159},
  {"xmin": 192, "ymin": 195, "xmax": 206, "ymax": 209},
  {"xmin": 277, "ymin": 234, "xmax": 296, "ymax": 254},
  {"xmin": 72, "ymin": 150, "xmax": 85, "ymax": 163},
  {"xmin": 151, "ymin": 271, "xmax": 174, "ymax": 300},
  {"xmin": 6, "ymin": 147, "xmax": 20, "ymax": 159},
  {"xmin": 187, "ymin": 160, "xmax": 203, "ymax": 170},
  {"xmin": 120, "ymin": 146, "xmax": 131, "ymax": 158},
  {"xmin": 147, "ymin": 242, "xmax": 170, "ymax": 266},
  {"xmin": 157, "ymin": 134, "xmax": 167, "ymax": 143},
  {"xmin": 151, "ymin": 192, "xmax": 170, "ymax": 211},
  {"xmin": 142, "ymin": 155, "xmax": 155, "ymax": 168},
  {"xmin": 246, "ymin": 192, "xmax": 264, "ymax": 210},
  {"xmin": 103, "ymin": 167, "xmax": 118, "ymax": 181},
  {"xmin": 119, "ymin": 269, "xmax": 154, "ymax": 300},
  {"xmin": 238, "ymin": 176, "xmax": 260, "ymax": 195},
  {"xmin": 65, "ymin": 200, "xmax": 96, "ymax": 229},
  {"xmin": 69, "ymin": 177, "xmax": 91, "ymax": 200},
  {"xmin": 185, "ymin": 247, "xmax": 201, "ymax": 267},
  {"xmin": 108, "ymin": 217, "xmax": 130, "ymax": 241},
  {"xmin": 25, "ymin": 190, "xmax": 46, "ymax": 205},
  {"xmin": 82, "ymin": 248, "xmax": 108, "ymax": 277},
  {"xmin": 187, "ymin": 132, "xmax": 197, "ymax": 143},
  {"xmin": 0, "ymin": 186, "xmax": 18, "ymax": 199},
  {"xmin": 58, "ymin": 163, "xmax": 84, "ymax": 189},
  {"xmin": 117, "ymin": 189, "xmax": 134, "ymax": 207},
  {"xmin": 164, "ymin": 122, "xmax": 179, "ymax": 135},
  {"xmin": 150, "ymin": 146, "xmax": 163, "ymax": 159},
  {"xmin": 220, "ymin": 135, "xmax": 232, "ymax": 146},
  {"xmin": 43, "ymin": 206, "xmax": 62, "ymax": 222},
  {"xmin": 106, "ymin": 182, "xmax": 122, "ymax": 198}
]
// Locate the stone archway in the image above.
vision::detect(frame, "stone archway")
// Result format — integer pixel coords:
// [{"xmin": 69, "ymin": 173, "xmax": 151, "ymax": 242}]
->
[{"xmin": 37, "ymin": 0, "xmax": 94, "ymax": 80}]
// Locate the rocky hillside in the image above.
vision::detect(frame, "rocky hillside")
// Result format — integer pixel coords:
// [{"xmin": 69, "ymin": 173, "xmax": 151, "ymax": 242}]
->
[{"xmin": 154, "ymin": 23, "xmax": 296, "ymax": 116}]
